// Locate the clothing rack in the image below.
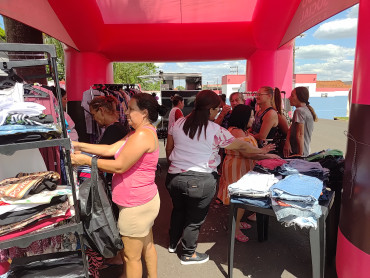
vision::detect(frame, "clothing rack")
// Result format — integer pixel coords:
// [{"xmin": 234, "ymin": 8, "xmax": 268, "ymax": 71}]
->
[{"xmin": 0, "ymin": 43, "xmax": 89, "ymax": 277}]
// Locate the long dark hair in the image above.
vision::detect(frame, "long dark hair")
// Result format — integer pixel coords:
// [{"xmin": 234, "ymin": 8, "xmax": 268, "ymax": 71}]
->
[
  {"xmin": 294, "ymin": 87, "xmax": 318, "ymax": 122},
  {"xmin": 132, "ymin": 93, "xmax": 167, "ymax": 123},
  {"xmin": 183, "ymin": 90, "xmax": 220, "ymax": 140},
  {"xmin": 273, "ymin": 87, "xmax": 282, "ymax": 115},
  {"xmin": 229, "ymin": 104, "xmax": 252, "ymax": 131}
]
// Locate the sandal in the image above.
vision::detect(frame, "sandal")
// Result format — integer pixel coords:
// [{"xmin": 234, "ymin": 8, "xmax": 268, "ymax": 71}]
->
[
  {"xmin": 239, "ymin": 222, "xmax": 252, "ymax": 230},
  {"xmin": 235, "ymin": 233, "xmax": 249, "ymax": 242}
]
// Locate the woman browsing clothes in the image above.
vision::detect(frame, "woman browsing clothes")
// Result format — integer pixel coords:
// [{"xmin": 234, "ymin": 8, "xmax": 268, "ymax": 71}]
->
[
  {"xmin": 217, "ymin": 104, "xmax": 279, "ymax": 242},
  {"xmin": 71, "ymin": 93, "xmax": 167, "ymax": 278},
  {"xmin": 165, "ymin": 90, "xmax": 275, "ymax": 265},
  {"xmin": 283, "ymin": 86, "xmax": 318, "ymax": 157}
]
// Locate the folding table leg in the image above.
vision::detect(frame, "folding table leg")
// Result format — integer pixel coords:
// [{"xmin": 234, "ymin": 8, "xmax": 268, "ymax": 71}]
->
[
  {"xmin": 228, "ymin": 203, "xmax": 238, "ymax": 278},
  {"xmin": 309, "ymin": 215, "xmax": 325, "ymax": 278},
  {"xmin": 257, "ymin": 213, "xmax": 269, "ymax": 242}
]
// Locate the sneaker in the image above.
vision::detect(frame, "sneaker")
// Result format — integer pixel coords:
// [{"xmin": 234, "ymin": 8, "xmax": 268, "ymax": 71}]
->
[
  {"xmin": 168, "ymin": 239, "xmax": 181, "ymax": 253},
  {"xmin": 180, "ymin": 252, "xmax": 209, "ymax": 265}
]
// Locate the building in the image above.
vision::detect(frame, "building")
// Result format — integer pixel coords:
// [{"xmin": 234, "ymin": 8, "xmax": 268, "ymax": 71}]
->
[
  {"xmin": 294, "ymin": 74, "xmax": 351, "ymax": 119},
  {"xmin": 221, "ymin": 75, "xmax": 246, "ymax": 99}
]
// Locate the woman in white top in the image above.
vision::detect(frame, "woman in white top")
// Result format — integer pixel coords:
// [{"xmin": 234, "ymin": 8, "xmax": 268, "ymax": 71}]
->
[
  {"xmin": 165, "ymin": 90, "xmax": 275, "ymax": 265},
  {"xmin": 168, "ymin": 94, "xmax": 184, "ymax": 130}
]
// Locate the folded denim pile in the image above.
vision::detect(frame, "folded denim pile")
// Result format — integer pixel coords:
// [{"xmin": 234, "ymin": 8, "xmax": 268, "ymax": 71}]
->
[
  {"xmin": 270, "ymin": 174, "xmax": 323, "ymax": 229},
  {"xmin": 228, "ymin": 157, "xmax": 329, "ymax": 229}
]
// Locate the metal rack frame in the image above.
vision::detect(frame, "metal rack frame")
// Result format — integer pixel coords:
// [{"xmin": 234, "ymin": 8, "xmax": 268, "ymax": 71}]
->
[{"xmin": 0, "ymin": 43, "xmax": 89, "ymax": 277}]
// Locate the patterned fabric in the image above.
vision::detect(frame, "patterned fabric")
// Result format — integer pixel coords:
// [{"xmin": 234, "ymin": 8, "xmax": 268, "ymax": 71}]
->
[
  {"xmin": 0, "ymin": 171, "xmax": 60, "ymax": 200},
  {"xmin": 0, "ymin": 201, "xmax": 69, "ymax": 236},
  {"xmin": 85, "ymin": 248, "xmax": 104, "ymax": 278},
  {"xmin": 217, "ymin": 131, "xmax": 258, "ymax": 205}
]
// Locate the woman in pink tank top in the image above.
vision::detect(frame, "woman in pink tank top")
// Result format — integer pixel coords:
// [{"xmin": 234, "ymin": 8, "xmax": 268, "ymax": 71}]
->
[{"xmin": 71, "ymin": 93, "xmax": 167, "ymax": 278}]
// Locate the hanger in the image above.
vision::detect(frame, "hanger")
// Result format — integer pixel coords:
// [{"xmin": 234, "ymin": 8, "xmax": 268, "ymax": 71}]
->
[{"xmin": 23, "ymin": 84, "xmax": 49, "ymax": 98}]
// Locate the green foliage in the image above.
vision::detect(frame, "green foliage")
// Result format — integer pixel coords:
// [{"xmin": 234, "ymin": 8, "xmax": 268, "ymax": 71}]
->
[
  {"xmin": 0, "ymin": 27, "xmax": 5, "ymax": 42},
  {"xmin": 43, "ymin": 35, "xmax": 65, "ymax": 80},
  {"xmin": 113, "ymin": 63, "xmax": 160, "ymax": 91},
  {"xmin": 176, "ymin": 85, "xmax": 185, "ymax": 90}
]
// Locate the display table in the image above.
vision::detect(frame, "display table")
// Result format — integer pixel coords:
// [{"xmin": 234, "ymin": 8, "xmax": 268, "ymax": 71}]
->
[{"xmin": 227, "ymin": 191, "xmax": 335, "ymax": 278}]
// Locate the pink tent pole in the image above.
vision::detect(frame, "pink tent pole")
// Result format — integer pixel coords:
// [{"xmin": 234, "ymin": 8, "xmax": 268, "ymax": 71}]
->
[
  {"xmin": 246, "ymin": 40, "xmax": 293, "ymax": 94},
  {"xmin": 336, "ymin": 1, "xmax": 370, "ymax": 277},
  {"xmin": 64, "ymin": 47, "xmax": 113, "ymax": 101}
]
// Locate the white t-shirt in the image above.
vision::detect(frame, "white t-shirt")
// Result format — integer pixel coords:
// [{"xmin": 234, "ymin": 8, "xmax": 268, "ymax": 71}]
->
[
  {"xmin": 168, "ymin": 107, "xmax": 183, "ymax": 133},
  {"xmin": 168, "ymin": 118, "xmax": 235, "ymax": 173}
]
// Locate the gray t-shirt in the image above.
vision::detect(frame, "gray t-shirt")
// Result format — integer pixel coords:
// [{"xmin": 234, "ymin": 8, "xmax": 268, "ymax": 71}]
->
[{"xmin": 289, "ymin": 106, "xmax": 314, "ymax": 156}]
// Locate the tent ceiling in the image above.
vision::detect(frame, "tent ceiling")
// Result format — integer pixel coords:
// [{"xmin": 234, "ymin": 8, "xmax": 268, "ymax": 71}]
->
[{"xmin": 0, "ymin": 0, "xmax": 358, "ymax": 62}]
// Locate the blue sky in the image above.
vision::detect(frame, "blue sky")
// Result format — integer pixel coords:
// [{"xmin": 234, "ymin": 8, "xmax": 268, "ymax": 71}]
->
[
  {"xmin": 156, "ymin": 4, "xmax": 358, "ymax": 84},
  {"xmin": 0, "ymin": 4, "xmax": 358, "ymax": 84}
]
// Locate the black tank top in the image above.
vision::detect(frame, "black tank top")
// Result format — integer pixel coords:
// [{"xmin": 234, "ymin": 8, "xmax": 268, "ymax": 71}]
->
[{"xmin": 251, "ymin": 107, "xmax": 278, "ymax": 144}]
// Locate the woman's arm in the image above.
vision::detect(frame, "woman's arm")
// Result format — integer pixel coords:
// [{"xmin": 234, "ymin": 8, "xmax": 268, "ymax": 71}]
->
[
  {"xmin": 277, "ymin": 113, "xmax": 289, "ymax": 136},
  {"xmin": 166, "ymin": 134, "xmax": 174, "ymax": 163},
  {"xmin": 283, "ymin": 127, "xmax": 292, "ymax": 158},
  {"xmin": 251, "ymin": 110, "xmax": 278, "ymax": 140},
  {"xmin": 72, "ymin": 137, "xmax": 127, "ymax": 157},
  {"xmin": 72, "ymin": 128, "xmax": 154, "ymax": 174},
  {"xmin": 295, "ymin": 123, "xmax": 305, "ymax": 156},
  {"xmin": 225, "ymin": 138, "xmax": 275, "ymax": 154},
  {"xmin": 214, "ymin": 105, "xmax": 231, "ymax": 125}
]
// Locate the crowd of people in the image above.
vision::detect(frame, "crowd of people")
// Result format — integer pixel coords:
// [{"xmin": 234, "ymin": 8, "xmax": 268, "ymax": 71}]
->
[{"xmin": 70, "ymin": 86, "xmax": 317, "ymax": 277}]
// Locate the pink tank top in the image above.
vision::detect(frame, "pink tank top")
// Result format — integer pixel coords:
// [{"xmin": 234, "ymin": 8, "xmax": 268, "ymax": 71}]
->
[{"xmin": 112, "ymin": 126, "xmax": 159, "ymax": 207}]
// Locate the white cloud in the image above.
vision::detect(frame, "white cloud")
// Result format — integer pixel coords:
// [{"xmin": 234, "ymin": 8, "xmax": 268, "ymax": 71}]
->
[
  {"xmin": 313, "ymin": 18, "xmax": 357, "ymax": 39},
  {"xmin": 296, "ymin": 59, "xmax": 354, "ymax": 81},
  {"xmin": 347, "ymin": 4, "xmax": 359, "ymax": 18},
  {"xmin": 154, "ymin": 63, "xmax": 165, "ymax": 67},
  {"xmin": 295, "ymin": 44, "xmax": 355, "ymax": 60},
  {"xmin": 313, "ymin": 4, "xmax": 358, "ymax": 39},
  {"xmin": 159, "ymin": 61, "xmax": 246, "ymax": 84}
]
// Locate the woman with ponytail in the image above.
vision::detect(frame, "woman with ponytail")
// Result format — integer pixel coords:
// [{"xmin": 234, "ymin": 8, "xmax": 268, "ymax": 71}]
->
[
  {"xmin": 283, "ymin": 86, "xmax": 318, "ymax": 157},
  {"xmin": 165, "ymin": 90, "xmax": 275, "ymax": 265}
]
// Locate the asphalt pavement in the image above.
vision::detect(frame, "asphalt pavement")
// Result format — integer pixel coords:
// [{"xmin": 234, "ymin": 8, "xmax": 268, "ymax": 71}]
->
[{"xmin": 101, "ymin": 118, "xmax": 348, "ymax": 278}]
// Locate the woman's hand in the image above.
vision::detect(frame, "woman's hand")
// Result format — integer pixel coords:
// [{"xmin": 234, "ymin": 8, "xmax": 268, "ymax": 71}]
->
[
  {"xmin": 71, "ymin": 153, "xmax": 91, "ymax": 166},
  {"xmin": 265, "ymin": 153, "xmax": 281, "ymax": 159},
  {"xmin": 261, "ymin": 143, "xmax": 275, "ymax": 154},
  {"xmin": 283, "ymin": 141, "xmax": 292, "ymax": 158},
  {"xmin": 221, "ymin": 105, "xmax": 231, "ymax": 116}
]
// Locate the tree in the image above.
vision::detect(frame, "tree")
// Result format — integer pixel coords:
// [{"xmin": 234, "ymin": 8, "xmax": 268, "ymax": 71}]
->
[
  {"xmin": 0, "ymin": 27, "xmax": 5, "ymax": 42},
  {"xmin": 43, "ymin": 35, "xmax": 65, "ymax": 80},
  {"xmin": 113, "ymin": 62, "xmax": 161, "ymax": 91},
  {"xmin": 176, "ymin": 85, "xmax": 185, "ymax": 90}
]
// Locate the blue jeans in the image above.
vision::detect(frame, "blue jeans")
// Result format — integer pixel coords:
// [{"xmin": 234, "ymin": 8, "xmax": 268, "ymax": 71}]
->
[{"xmin": 165, "ymin": 171, "xmax": 218, "ymax": 257}]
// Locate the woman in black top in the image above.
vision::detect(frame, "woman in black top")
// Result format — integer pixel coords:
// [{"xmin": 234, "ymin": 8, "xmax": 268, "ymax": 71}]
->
[{"xmin": 251, "ymin": 86, "xmax": 279, "ymax": 147}]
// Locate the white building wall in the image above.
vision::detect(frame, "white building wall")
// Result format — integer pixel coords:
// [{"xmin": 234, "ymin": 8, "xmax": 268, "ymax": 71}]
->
[
  {"xmin": 222, "ymin": 84, "xmax": 242, "ymax": 100},
  {"xmin": 294, "ymin": 82, "xmax": 316, "ymax": 96}
]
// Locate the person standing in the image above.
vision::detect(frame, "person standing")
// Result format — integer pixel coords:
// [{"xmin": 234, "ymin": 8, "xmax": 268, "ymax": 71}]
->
[
  {"xmin": 165, "ymin": 90, "xmax": 274, "ymax": 265},
  {"xmin": 168, "ymin": 94, "xmax": 184, "ymax": 130},
  {"xmin": 71, "ymin": 93, "xmax": 167, "ymax": 278},
  {"xmin": 283, "ymin": 86, "xmax": 318, "ymax": 157},
  {"xmin": 214, "ymin": 92, "xmax": 245, "ymax": 129},
  {"xmin": 250, "ymin": 86, "xmax": 279, "ymax": 147}
]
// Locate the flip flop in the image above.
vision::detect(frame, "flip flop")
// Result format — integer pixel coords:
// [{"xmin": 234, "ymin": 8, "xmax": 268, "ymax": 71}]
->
[
  {"xmin": 239, "ymin": 222, "xmax": 252, "ymax": 229},
  {"xmin": 235, "ymin": 233, "xmax": 249, "ymax": 242},
  {"xmin": 247, "ymin": 213, "xmax": 257, "ymax": 222}
]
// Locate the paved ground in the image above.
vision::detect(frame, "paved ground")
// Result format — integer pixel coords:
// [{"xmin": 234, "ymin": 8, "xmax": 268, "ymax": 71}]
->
[{"xmin": 101, "ymin": 118, "xmax": 349, "ymax": 278}]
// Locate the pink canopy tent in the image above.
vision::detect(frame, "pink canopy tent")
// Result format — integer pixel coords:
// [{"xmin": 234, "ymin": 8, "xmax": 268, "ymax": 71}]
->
[{"xmin": 1, "ymin": 0, "xmax": 369, "ymax": 277}]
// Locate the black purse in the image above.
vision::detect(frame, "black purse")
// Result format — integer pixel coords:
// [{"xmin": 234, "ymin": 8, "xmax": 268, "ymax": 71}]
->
[{"xmin": 79, "ymin": 157, "xmax": 124, "ymax": 258}]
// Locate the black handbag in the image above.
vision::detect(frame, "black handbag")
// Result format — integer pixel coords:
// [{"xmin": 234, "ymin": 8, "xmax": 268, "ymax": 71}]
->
[{"xmin": 79, "ymin": 157, "xmax": 124, "ymax": 258}]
